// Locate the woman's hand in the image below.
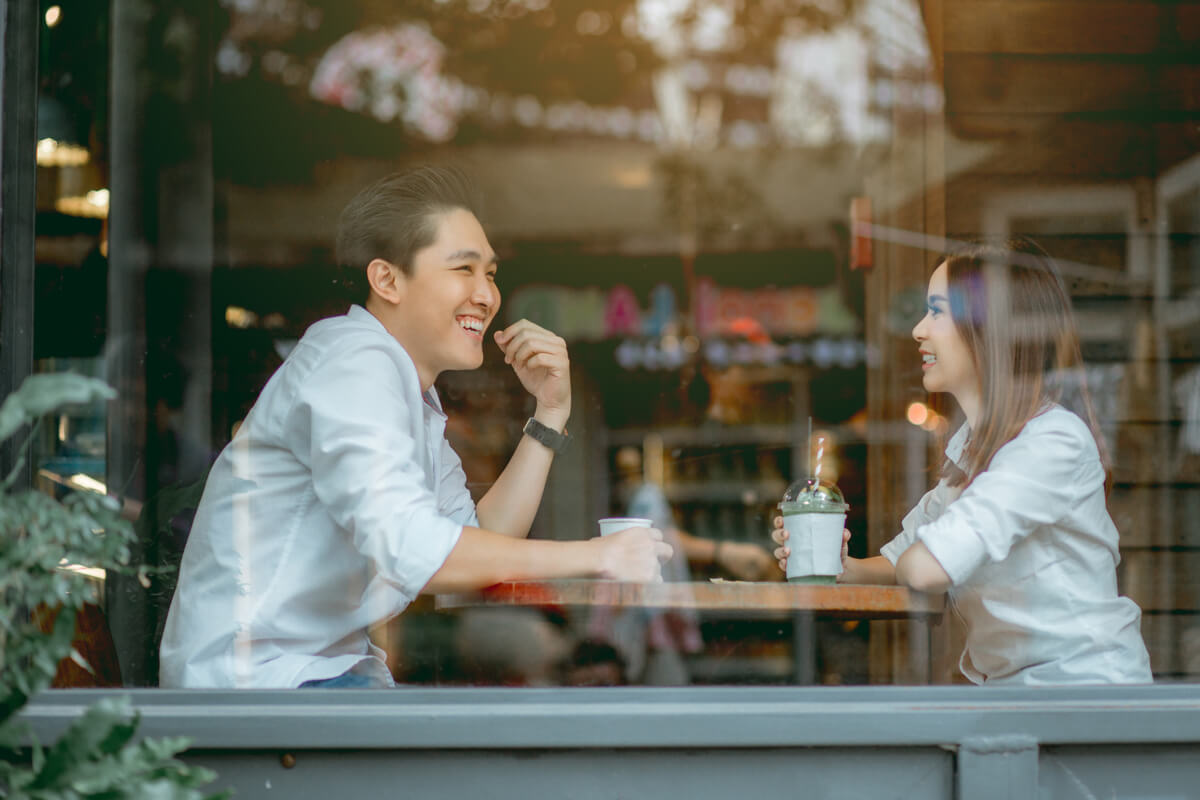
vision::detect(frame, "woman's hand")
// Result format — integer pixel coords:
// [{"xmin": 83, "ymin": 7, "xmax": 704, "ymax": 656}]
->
[
  {"xmin": 772, "ymin": 517, "xmax": 853, "ymax": 582},
  {"xmin": 770, "ymin": 515, "xmax": 789, "ymax": 573},
  {"xmin": 839, "ymin": 527, "xmax": 851, "ymax": 577}
]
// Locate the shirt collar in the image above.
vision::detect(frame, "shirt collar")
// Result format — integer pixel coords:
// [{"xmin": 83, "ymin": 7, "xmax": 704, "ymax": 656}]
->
[
  {"xmin": 422, "ymin": 386, "xmax": 446, "ymax": 417},
  {"xmin": 945, "ymin": 422, "xmax": 970, "ymax": 469},
  {"xmin": 345, "ymin": 304, "xmax": 447, "ymax": 419},
  {"xmin": 346, "ymin": 303, "xmax": 378, "ymax": 327}
]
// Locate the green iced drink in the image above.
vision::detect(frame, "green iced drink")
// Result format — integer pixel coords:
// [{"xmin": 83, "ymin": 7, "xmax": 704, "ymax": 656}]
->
[{"xmin": 779, "ymin": 478, "xmax": 848, "ymax": 584}]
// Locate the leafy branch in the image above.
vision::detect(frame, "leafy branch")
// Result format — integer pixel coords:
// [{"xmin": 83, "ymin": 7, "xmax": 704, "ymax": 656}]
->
[{"xmin": 0, "ymin": 374, "xmax": 228, "ymax": 799}]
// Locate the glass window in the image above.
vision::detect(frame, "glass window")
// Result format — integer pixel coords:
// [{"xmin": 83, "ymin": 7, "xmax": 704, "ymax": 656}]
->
[{"xmin": 14, "ymin": 0, "xmax": 1199, "ymax": 689}]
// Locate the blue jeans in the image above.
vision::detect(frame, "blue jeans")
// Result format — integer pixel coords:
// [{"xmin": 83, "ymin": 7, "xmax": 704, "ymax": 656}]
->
[{"xmin": 299, "ymin": 670, "xmax": 381, "ymax": 689}]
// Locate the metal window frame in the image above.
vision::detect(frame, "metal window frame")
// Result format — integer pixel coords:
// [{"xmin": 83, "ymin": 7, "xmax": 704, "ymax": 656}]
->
[{"xmin": 0, "ymin": 0, "xmax": 39, "ymax": 482}]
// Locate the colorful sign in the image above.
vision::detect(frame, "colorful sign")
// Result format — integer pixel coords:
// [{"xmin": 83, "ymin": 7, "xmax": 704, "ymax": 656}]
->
[{"xmin": 507, "ymin": 280, "xmax": 858, "ymax": 341}]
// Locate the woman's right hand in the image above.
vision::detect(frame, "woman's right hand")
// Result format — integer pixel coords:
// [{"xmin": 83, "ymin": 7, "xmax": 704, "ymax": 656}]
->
[
  {"xmin": 597, "ymin": 526, "xmax": 673, "ymax": 583},
  {"xmin": 770, "ymin": 515, "xmax": 790, "ymax": 573}
]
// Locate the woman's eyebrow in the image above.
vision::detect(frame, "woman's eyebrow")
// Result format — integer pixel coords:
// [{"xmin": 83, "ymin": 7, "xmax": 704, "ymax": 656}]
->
[{"xmin": 927, "ymin": 294, "xmax": 948, "ymax": 306}]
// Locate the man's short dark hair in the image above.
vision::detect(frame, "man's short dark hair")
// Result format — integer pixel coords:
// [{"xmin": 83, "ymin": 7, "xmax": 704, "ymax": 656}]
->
[{"xmin": 333, "ymin": 165, "xmax": 483, "ymax": 305}]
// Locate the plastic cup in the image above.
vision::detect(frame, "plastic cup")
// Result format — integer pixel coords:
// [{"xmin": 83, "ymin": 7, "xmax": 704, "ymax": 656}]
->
[
  {"xmin": 779, "ymin": 478, "xmax": 849, "ymax": 584},
  {"xmin": 780, "ymin": 507, "xmax": 846, "ymax": 584},
  {"xmin": 598, "ymin": 517, "xmax": 652, "ymax": 537}
]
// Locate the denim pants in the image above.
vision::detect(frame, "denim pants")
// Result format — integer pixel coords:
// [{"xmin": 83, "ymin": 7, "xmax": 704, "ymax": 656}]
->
[{"xmin": 298, "ymin": 669, "xmax": 383, "ymax": 688}]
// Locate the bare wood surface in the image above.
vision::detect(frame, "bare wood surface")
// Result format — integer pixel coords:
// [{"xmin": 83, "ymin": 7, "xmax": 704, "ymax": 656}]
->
[
  {"xmin": 944, "ymin": 2, "xmax": 1165, "ymax": 55},
  {"xmin": 946, "ymin": 56, "xmax": 1200, "ymax": 116},
  {"xmin": 436, "ymin": 580, "xmax": 944, "ymax": 618}
]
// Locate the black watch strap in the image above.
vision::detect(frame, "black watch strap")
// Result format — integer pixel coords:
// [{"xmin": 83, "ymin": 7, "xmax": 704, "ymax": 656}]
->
[{"xmin": 523, "ymin": 417, "xmax": 569, "ymax": 454}]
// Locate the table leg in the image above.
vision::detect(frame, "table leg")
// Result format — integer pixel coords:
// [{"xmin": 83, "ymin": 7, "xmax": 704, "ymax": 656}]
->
[
  {"xmin": 909, "ymin": 617, "xmax": 931, "ymax": 684},
  {"xmin": 792, "ymin": 611, "xmax": 816, "ymax": 684}
]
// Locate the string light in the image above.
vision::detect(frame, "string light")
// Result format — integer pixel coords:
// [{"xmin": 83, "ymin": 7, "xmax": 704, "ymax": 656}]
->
[
  {"xmin": 36, "ymin": 138, "xmax": 90, "ymax": 167},
  {"xmin": 55, "ymin": 189, "xmax": 109, "ymax": 218}
]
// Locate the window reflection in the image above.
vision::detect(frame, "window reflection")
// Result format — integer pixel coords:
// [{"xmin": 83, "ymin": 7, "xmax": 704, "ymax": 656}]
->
[{"xmin": 19, "ymin": 0, "xmax": 1199, "ymax": 688}]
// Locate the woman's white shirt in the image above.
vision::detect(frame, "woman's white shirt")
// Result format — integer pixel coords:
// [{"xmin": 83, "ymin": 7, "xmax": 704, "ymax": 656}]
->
[{"xmin": 881, "ymin": 405, "xmax": 1151, "ymax": 685}]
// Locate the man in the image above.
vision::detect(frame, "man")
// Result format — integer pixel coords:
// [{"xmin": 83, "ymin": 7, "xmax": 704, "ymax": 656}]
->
[{"xmin": 159, "ymin": 166, "xmax": 671, "ymax": 688}]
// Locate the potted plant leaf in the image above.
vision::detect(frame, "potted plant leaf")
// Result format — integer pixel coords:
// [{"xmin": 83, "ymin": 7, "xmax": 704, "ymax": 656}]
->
[{"xmin": 0, "ymin": 373, "xmax": 226, "ymax": 799}]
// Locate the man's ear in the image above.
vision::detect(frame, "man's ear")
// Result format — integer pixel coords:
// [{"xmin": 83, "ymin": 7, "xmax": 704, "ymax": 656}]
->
[{"xmin": 366, "ymin": 258, "xmax": 404, "ymax": 304}]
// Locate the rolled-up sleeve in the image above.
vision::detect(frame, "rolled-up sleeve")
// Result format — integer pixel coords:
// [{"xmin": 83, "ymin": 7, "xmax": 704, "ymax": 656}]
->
[
  {"xmin": 915, "ymin": 418, "xmax": 1098, "ymax": 585},
  {"xmin": 292, "ymin": 344, "xmax": 463, "ymax": 599},
  {"xmin": 881, "ymin": 485, "xmax": 941, "ymax": 565},
  {"xmin": 437, "ymin": 437, "xmax": 479, "ymax": 527}
]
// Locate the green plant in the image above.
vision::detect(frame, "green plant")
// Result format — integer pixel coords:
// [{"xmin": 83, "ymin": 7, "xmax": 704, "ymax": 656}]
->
[{"xmin": 0, "ymin": 374, "xmax": 227, "ymax": 799}]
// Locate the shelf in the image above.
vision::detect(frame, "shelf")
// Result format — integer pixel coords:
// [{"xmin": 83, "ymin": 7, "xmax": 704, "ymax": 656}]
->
[
  {"xmin": 662, "ymin": 480, "xmax": 788, "ymax": 504},
  {"xmin": 607, "ymin": 424, "xmax": 802, "ymax": 448}
]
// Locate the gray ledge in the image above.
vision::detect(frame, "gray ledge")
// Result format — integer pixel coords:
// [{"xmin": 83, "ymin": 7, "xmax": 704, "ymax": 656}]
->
[{"xmin": 21, "ymin": 684, "xmax": 1200, "ymax": 750}]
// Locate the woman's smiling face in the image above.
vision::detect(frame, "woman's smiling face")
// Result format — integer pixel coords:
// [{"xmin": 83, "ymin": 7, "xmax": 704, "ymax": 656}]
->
[{"xmin": 912, "ymin": 262, "xmax": 981, "ymax": 413}]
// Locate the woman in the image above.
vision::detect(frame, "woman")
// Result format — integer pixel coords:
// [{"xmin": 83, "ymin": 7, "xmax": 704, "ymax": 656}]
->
[{"xmin": 774, "ymin": 240, "xmax": 1151, "ymax": 685}]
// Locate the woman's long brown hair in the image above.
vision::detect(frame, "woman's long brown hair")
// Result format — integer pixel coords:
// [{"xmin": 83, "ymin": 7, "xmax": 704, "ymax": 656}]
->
[{"xmin": 939, "ymin": 238, "xmax": 1110, "ymax": 489}]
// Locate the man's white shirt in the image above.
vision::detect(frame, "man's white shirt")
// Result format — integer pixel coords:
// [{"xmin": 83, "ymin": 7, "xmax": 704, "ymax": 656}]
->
[{"xmin": 160, "ymin": 305, "xmax": 475, "ymax": 688}]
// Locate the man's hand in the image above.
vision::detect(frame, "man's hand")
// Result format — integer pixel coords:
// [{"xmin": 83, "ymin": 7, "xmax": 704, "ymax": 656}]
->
[
  {"xmin": 595, "ymin": 526, "xmax": 673, "ymax": 582},
  {"xmin": 494, "ymin": 320, "xmax": 571, "ymax": 428}
]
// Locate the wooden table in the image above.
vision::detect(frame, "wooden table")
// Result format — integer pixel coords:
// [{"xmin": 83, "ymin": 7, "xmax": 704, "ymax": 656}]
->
[
  {"xmin": 438, "ymin": 580, "xmax": 944, "ymax": 684},
  {"xmin": 437, "ymin": 580, "xmax": 943, "ymax": 618}
]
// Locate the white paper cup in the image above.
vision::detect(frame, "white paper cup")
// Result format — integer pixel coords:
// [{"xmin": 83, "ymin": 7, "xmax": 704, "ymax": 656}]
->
[
  {"xmin": 598, "ymin": 517, "xmax": 652, "ymax": 537},
  {"xmin": 782, "ymin": 511, "xmax": 846, "ymax": 584}
]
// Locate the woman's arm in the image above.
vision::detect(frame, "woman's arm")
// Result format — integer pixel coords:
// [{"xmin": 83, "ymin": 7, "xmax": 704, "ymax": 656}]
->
[
  {"xmin": 840, "ymin": 555, "xmax": 898, "ymax": 585},
  {"xmin": 893, "ymin": 542, "xmax": 951, "ymax": 593}
]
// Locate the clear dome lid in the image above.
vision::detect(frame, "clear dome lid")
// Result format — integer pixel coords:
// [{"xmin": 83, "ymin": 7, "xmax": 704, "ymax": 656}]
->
[{"xmin": 779, "ymin": 477, "xmax": 848, "ymax": 511}]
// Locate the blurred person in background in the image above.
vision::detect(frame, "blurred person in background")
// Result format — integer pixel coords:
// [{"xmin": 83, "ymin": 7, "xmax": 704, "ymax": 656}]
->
[{"xmin": 587, "ymin": 446, "xmax": 775, "ymax": 685}]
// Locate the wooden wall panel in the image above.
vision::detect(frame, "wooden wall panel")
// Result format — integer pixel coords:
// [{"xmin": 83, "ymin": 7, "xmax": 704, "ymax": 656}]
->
[
  {"xmin": 946, "ymin": 118, "xmax": 1156, "ymax": 178},
  {"xmin": 1179, "ymin": 3, "xmax": 1200, "ymax": 47},
  {"xmin": 945, "ymin": 2, "xmax": 1164, "ymax": 56},
  {"xmin": 1121, "ymin": 550, "xmax": 1200, "ymax": 613},
  {"xmin": 1111, "ymin": 486, "xmax": 1160, "ymax": 549},
  {"xmin": 946, "ymin": 56, "xmax": 1155, "ymax": 115}
]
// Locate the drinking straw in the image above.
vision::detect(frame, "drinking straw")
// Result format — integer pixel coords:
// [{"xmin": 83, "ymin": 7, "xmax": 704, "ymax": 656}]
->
[
  {"xmin": 807, "ymin": 416, "xmax": 813, "ymax": 480},
  {"xmin": 814, "ymin": 435, "xmax": 824, "ymax": 481}
]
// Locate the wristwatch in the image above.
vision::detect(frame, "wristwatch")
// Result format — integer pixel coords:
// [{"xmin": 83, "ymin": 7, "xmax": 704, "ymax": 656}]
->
[{"xmin": 523, "ymin": 417, "xmax": 570, "ymax": 454}]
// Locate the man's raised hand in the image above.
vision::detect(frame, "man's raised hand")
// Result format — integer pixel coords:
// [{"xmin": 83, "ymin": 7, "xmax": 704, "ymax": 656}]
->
[{"xmin": 494, "ymin": 319, "xmax": 571, "ymax": 428}]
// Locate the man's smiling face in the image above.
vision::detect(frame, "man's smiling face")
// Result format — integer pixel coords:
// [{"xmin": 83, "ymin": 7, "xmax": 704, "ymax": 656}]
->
[{"xmin": 386, "ymin": 207, "xmax": 500, "ymax": 388}]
